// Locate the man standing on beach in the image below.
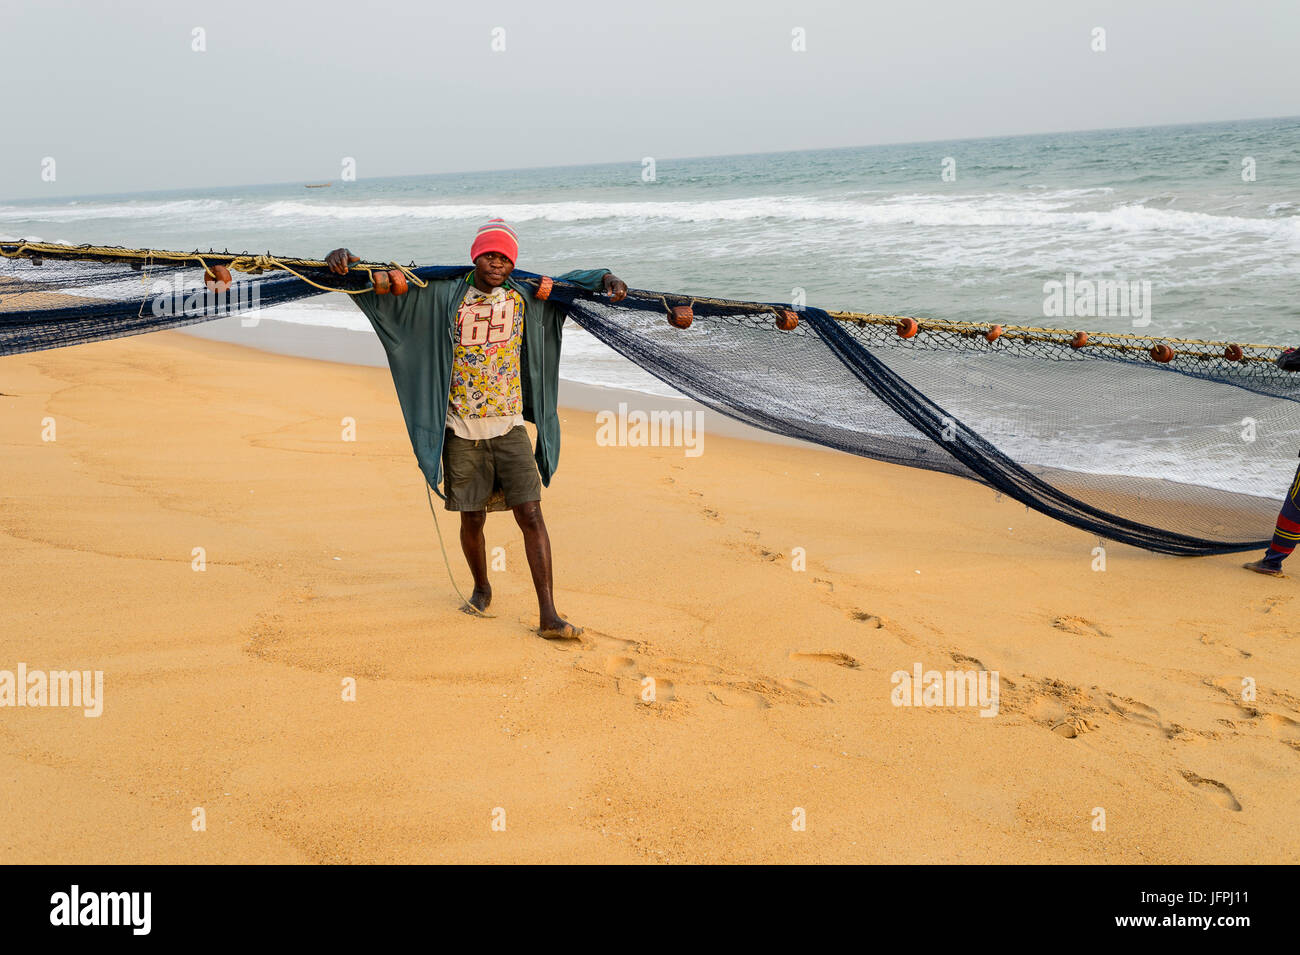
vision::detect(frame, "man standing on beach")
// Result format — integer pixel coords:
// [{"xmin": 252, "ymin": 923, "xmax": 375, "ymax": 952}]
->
[{"xmin": 325, "ymin": 220, "xmax": 627, "ymax": 638}]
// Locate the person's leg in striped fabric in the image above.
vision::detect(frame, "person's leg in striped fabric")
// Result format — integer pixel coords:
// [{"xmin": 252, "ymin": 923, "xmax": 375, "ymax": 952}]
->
[{"xmin": 1244, "ymin": 462, "xmax": 1300, "ymax": 577}]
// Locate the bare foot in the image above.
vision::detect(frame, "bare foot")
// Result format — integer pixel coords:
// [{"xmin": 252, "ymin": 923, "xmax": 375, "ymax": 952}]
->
[
  {"xmin": 537, "ymin": 616, "xmax": 583, "ymax": 640},
  {"xmin": 461, "ymin": 586, "xmax": 492, "ymax": 615},
  {"xmin": 1243, "ymin": 560, "xmax": 1286, "ymax": 578}
]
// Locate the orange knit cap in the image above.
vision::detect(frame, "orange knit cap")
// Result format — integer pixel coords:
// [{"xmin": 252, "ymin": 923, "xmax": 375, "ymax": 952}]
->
[{"xmin": 470, "ymin": 218, "xmax": 519, "ymax": 265}]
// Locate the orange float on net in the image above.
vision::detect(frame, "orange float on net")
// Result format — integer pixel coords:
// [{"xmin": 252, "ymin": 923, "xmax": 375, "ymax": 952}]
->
[
  {"xmin": 1224, "ymin": 344, "xmax": 1244, "ymax": 362},
  {"xmin": 371, "ymin": 269, "xmax": 390, "ymax": 295},
  {"xmin": 211, "ymin": 264, "xmax": 232, "ymax": 293},
  {"xmin": 1150, "ymin": 344, "xmax": 1175, "ymax": 363},
  {"xmin": 985, "ymin": 324, "xmax": 1003, "ymax": 342},
  {"xmin": 388, "ymin": 269, "xmax": 408, "ymax": 295},
  {"xmin": 535, "ymin": 276, "xmax": 553, "ymax": 301},
  {"xmin": 776, "ymin": 309, "xmax": 799, "ymax": 331},
  {"xmin": 668, "ymin": 305, "xmax": 693, "ymax": 329},
  {"xmin": 897, "ymin": 318, "xmax": 919, "ymax": 339},
  {"xmin": 1070, "ymin": 332, "xmax": 1088, "ymax": 349}
]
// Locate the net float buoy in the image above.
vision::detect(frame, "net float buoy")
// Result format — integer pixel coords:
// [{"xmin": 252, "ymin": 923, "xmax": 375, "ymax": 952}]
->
[
  {"xmin": 535, "ymin": 276, "xmax": 553, "ymax": 301},
  {"xmin": 202, "ymin": 268, "xmax": 217, "ymax": 291},
  {"xmin": 388, "ymin": 269, "xmax": 408, "ymax": 295},
  {"xmin": 211, "ymin": 264, "xmax": 232, "ymax": 293},
  {"xmin": 30, "ymin": 255, "xmax": 42, "ymax": 266},
  {"xmin": 897, "ymin": 318, "xmax": 919, "ymax": 339},
  {"xmin": 668, "ymin": 305, "xmax": 693, "ymax": 329},
  {"xmin": 131, "ymin": 261, "xmax": 142, "ymax": 271},
  {"xmin": 1150, "ymin": 344, "xmax": 1175, "ymax": 363},
  {"xmin": 1070, "ymin": 332, "xmax": 1088, "ymax": 349},
  {"xmin": 776, "ymin": 309, "xmax": 799, "ymax": 331},
  {"xmin": 985, "ymin": 324, "xmax": 1003, "ymax": 342},
  {"xmin": 1224, "ymin": 344, "xmax": 1244, "ymax": 362},
  {"xmin": 372, "ymin": 269, "xmax": 390, "ymax": 295}
]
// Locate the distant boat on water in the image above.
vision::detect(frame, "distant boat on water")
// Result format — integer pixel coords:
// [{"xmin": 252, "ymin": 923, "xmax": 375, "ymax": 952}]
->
[{"xmin": 304, "ymin": 182, "xmax": 332, "ymax": 189}]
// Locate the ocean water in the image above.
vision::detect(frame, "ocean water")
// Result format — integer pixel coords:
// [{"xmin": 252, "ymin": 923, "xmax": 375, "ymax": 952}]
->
[{"xmin": 3, "ymin": 116, "xmax": 1299, "ymax": 492}]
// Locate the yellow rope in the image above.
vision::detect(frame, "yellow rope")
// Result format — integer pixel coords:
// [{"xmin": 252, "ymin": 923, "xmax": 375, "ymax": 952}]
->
[
  {"xmin": 425, "ymin": 482, "xmax": 495, "ymax": 619},
  {"xmin": 0, "ymin": 240, "xmax": 426, "ymax": 295},
  {"xmin": 387, "ymin": 261, "xmax": 429, "ymax": 289}
]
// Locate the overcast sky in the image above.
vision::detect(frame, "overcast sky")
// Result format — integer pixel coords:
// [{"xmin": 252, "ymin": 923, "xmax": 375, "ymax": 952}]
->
[{"xmin": 1, "ymin": 0, "xmax": 1297, "ymax": 200}]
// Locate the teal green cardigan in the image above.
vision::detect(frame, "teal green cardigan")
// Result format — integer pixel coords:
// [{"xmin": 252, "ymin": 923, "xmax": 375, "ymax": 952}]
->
[{"xmin": 353, "ymin": 267, "xmax": 609, "ymax": 497}]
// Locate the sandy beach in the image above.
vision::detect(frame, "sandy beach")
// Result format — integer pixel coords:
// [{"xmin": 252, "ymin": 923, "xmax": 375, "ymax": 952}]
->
[{"xmin": 2, "ymin": 329, "xmax": 1298, "ymax": 864}]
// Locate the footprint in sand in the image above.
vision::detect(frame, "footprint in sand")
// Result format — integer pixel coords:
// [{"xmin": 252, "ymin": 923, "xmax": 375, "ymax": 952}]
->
[
  {"xmin": 582, "ymin": 630, "xmax": 642, "ymax": 653},
  {"xmin": 1180, "ymin": 771, "xmax": 1242, "ymax": 811},
  {"xmin": 789, "ymin": 650, "xmax": 862, "ymax": 669},
  {"xmin": 1257, "ymin": 713, "xmax": 1300, "ymax": 741},
  {"xmin": 1103, "ymin": 693, "xmax": 1162, "ymax": 729},
  {"xmin": 1206, "ymin": 673, "xmax": 1251, "ymax": 695},
  {"xmin": 602, "ymin": 656, "xmax": 640, "ymax": 677},
  {"xmin": 1203, "ymin": 678, "xmax": 1300, "ymax": 749},
  {"xmin": 706, "ymin": 684, "xmax": 772, "ymax": 709},
  {"xmin": 566, "ymin": 631, "xmax": 642, "ymax": 674},
  {"xmin": 774, "ymin": 678, "xmax": 834, "ymax": 704},
  {"xmin": 641, "ymin": 678, "xmax": 676, "ymax": 703},
  {"xmin": 1203, "ymin": 676, "xmax": 1263, "ymax": 723},
  {"xmin": 736, "ymin": 541, "xmax": 782, "ymax": 562},
  {"xmin": 1023, "ymin": 695, "xmax": 1098, "ymax": 738},
  {"xmin": 1199, "ymin": 633, "xmax": 1251, "ymax": 659},
  {"xmin": 1255, "ymin": 595, "xmax": 1290, "ymax": 615},
  {"xmin": 1026, "ymin": 695, "xmax": 1066, "ymax": 724},
  {"xmin": 1052, "ymin": 615, "xmax": 1112, "ymax": 638},
  {"xmin": 621, "ymin": 671, "xmax": 677, "ymax": 704},
  {"xmin": 849, "ymin": 610, "xmax": 886, "ymax": 628},
  {"xmin": 571, "ymin": 637, "xmax": 680, "ymax": 704},
  {"xmin": 1004, "ymin": 677, "xmax": 1102, "ymax": 738},
  {"xmin": 1050, "ymin": 716, "xmax": 1100, "ymax": 739}
]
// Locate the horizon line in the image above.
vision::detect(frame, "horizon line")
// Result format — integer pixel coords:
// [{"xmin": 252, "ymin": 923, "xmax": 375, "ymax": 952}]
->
[{"xmin": 3, "ymin": 112, "xmax": 1297, "ymax": 206}]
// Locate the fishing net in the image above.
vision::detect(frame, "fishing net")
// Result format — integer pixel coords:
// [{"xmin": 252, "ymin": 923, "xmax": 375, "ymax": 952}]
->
[{"xmin": 3, "ymin": 240, "xmax": 1296, "ymax": 555}]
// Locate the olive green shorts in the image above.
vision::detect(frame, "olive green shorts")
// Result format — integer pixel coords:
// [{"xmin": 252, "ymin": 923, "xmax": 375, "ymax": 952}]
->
[{"xmin": 441, "ymin": 425, "xmax": 542, "ymax": 512}]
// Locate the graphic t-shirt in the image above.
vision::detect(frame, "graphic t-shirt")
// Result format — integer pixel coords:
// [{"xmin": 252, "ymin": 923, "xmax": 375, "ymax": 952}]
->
[{"xmin": 447, "ymin": 280, "xmax": 527, "ymax": 440}]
